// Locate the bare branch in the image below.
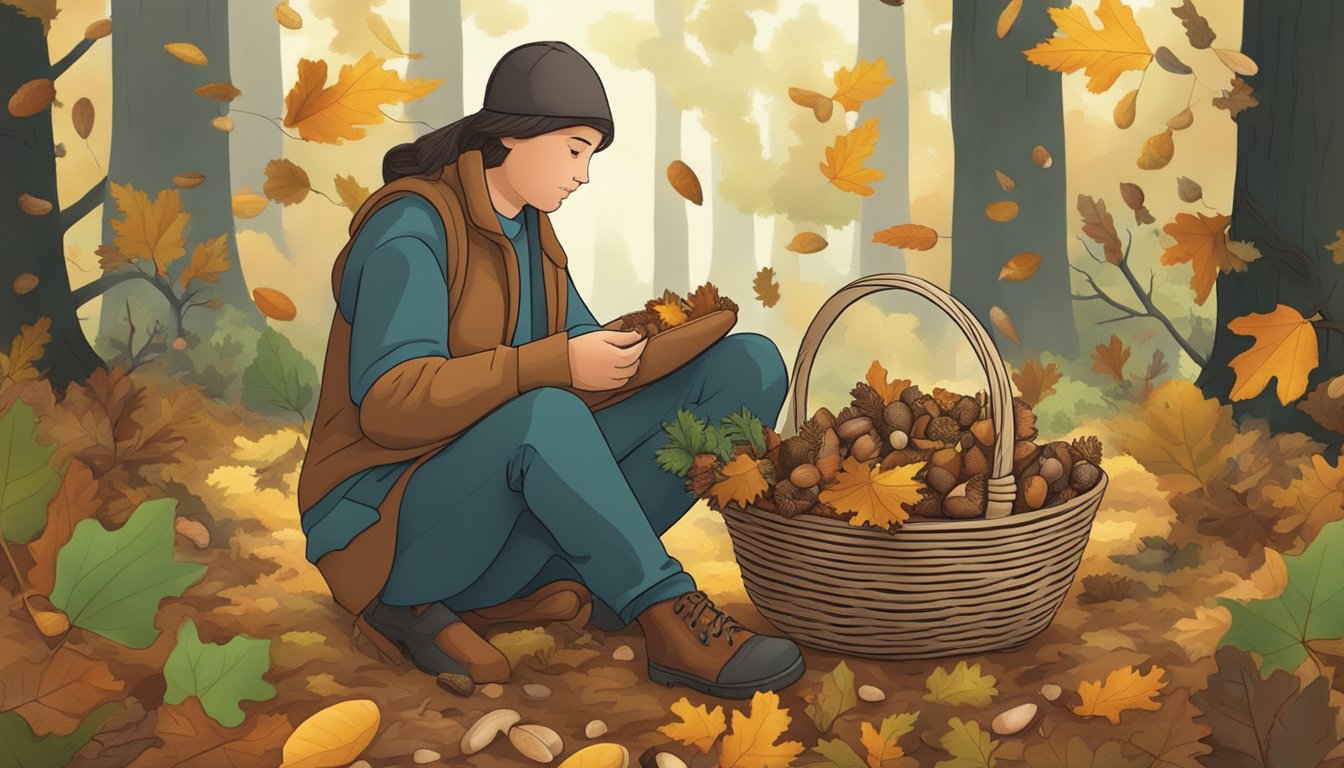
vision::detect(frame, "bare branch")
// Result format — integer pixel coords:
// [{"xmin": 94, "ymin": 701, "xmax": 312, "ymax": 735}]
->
[
  {"xmin": 51, "ymin": 38, "xmax": 97, "ymax": 80},
  {"xmin": 60, "ymin": 175, "xmax": 106, "ymax": 233}
]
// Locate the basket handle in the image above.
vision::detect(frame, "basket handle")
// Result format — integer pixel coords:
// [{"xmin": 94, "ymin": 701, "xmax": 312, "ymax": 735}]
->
[{"xmin": 778, "ymin": 273, "xmax": 1017, "ymax": 519}]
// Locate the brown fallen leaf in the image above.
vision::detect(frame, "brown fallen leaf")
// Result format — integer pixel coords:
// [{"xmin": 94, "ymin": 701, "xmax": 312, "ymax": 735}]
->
[
  {"xmin": 1172, "ymin": 0, "xmax": 1216, "ymax": 49},
  {"xmin": 1213, "ymin": 77, "xmax": 1258, "ymax": 118},
  {"xmin": 667, "ymin": 159, "xmax": 703, "ymax": 206},
  {"xmin": 136, "ymin": 698, "xmax": 291, "ymax": 768},
  {"xmin": 1077, "ymin": 195, "xmax": 1124, "ymax": 264},
  {"xmin": 25, "ymin": 458, "xmax": 100, "ymax": 595},
  {"xmin": 997, "ymin": 0, "xmax": 1023, "ymax": 38},
  {"xmin": 873, "ymin": 224, "xmax": 939, "ymax": 251},
  {"xmin": 990, "ymin": 306, "xmax": 1021, "ymax": 344},
  {"xmin": 0, "ymin": 647, "xmax": 126, "ymax": 736}
]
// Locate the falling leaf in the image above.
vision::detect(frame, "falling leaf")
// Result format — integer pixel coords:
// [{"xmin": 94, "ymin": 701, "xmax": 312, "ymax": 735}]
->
[
  {"xmin": 812, "ymin": 95, "xmax": 834, "ymax": 122},
  {"xmin": 1024, "ymin": 0, "xmax": 1153, "ymax": 93},
  {"xmin": 718, "ymin": 691, "xmax": 805, "ymax": 768},
  {"xmin": 1091, "ymin": 335, "xmax": 1132, "ymax": 381},
  {"xmin": 753, "ymin": 267, "xmax": 780, "ymax": 309},
  {"xmin": 1226, "ymin": 304, "xmax": 1318, "ymax": 404},
  {"xmin": 108, "ymin": 182, "xmax": 190, "ymax": 279},
  {"xmin": 936, "ymin": 717, "xmax": 998, "ymax": 768},
  {"xmin": 803, "ymin": 661, "xmax": 856, "ymax": 733},
  {"xmin": 866, "ymin": 360, "xmax": 911, "ymax": 405},
  {"xmin": 667, "ymin": 160, "xmax": 703, "ymax": 205},
  {"xmin": 1161, "ymin": 212, "xmax": 1251, "ymax": 305},
  {"xmin": 71, "ymin": 97, "xmax": 93, "ymax": 139},
  {"xmin": 1176, "ymin": 176, "xmax": 1203, "ymax": 203},
  {"xmin": 1012, "ymin": 359, "xmax": 1062, "ymax": 406},
  {"xmin": 819, "ymin": 456, "xmax": 923, "ymax": 532},
  {"xmin": 831, "ymin": 58, "xmax": 894, "ymax": 112},
  {"xmin": 263, "ymin": 158, "xmax": 311, "ymax": 206},
  {"xmin": 366, "ymin": 11, "xmax": 422, "ymax": 59},
  {"xmin": 0, "ymin": 647, "xmax": 125, "ymax": 737},
  {"xmin": 709, "ymin": 453, "xmax": 770, "ymax": 511},
  {"xmin": 211, "ymin": 115, "xmax": 235, "ymax": 132},
  {"xmin": 233, "ymin": 192, "xmax": 269, "ymax": 218},
  {"xmin": 24, "ymin": 459, "xmax": 98, "ymax": 595},
  {"xmin": 283, "ymin": 52, "xmax": 442, "ymax": 144},
  {"xmin": 12, "ymin": 273, "xmax": 37, "ymax": 295},
  {"xmin": 1118, "ymin": 182, "xmax": 1155, "ymax": 225},
  {"xmin": 1213, "ymin": 77, "xmax": 1258, "ymax": 118},
  {"xmin": 274, "ymin": 2, "xmax": 302, "ymax": 29},
  {"xmin": 925, "ymin": 662, "xmax": 999, "ymax": 707},
  {"xmin": 1032, "ymin": 145, "xmax": 1053, "ymax": 168},
  {"xmin": 985, "ymin": 201, "xmax": 1019, "ymax": 223},
  {"xmin": 658, "ymin": 697, "xmax": 727, "ymax": 754},
  {"xmin": 1214, "ymin": 48, "xmax": 1258, "ymax": 76},
  {"xmin": 788, "ymin": 87, "xmax": 826, "ymax": 109},
  {"xmin": 873, "ymin": 224, "xmax": 939, "ymax": 250},
  {"xmin": 8, "ymin": 78, "xmax": 55, "ymax": 117},
  {"xmin": 1113, "ymin": 88, "xmax": 1138, "ymax": 129},
  {"xmin": 95, "ymin": 244, "xmax": 134, "ymax": 272},
  {"xmin": 1154, "ymin": 45, "xmax": 1192, "ymax": 75},
  {"xmin": 1167, "ymin": 107, "xmax": 1195, "ymax": 131},
  {"xmin": 995, "ymin": 170, "xmax": 1016, "ymax": 192},
  {"xmin": 163, "ymin": 42, "xmax": 208, "ymax": 66},
  {"xmin": 1072, "ymin": 664, "xmax": 1167, "ymax": 724},
  {"xmin": 820, "ymin": 117, "xmax": 884, "ymax": 196},
  {"xmin": 999, "ymin": 252, "xmax": 1041, "ymax": 282},
  {"xmin": 997, "ymin": 0, "xmax": 1023, "ymax": 38},
  {"xmin": 1299, "ymin": 375, "xmax": 1344, "ymax": 434},
  {"xmin": 18, "ymin": 193, "xmax": 52, "ymax": 216},
  {"xmin": 861, "ymin": 712, "xmax": 919, "ymax": 768},
  {"xmin": 280, "ymin": 699, "xmax": 377, "ymax": 768},
  {"xmin": 784, "ymin": 232, "xmax": 828, "ymax": 254},
  {"xmin": 990, "ymin": 306, "xmax": 1021, "ymax": 344},
  {"xmin": 1137, "ymin": 128, "xmax": 1175, "ymax": 170},
  {"xmin": 192, "ymin": 82, "xmax": 241, "ymax": 102},
  {"xmin": 253, "ymin": 286, "xmax": 297, "ymax": 321},
  {"xmin": 178, "ymin": 233, "xmax": 231, "ymax": 288},
  {"xmin": 1172, "ymin": 0, "xmax": 1216, "ymax": 49},
  {"xmin": 163, "ymin": 618, "xmax": 276, "ymax": 727},
  {"xmin": 334, "ymin": 174, "xmax": 370, "ymax": 212},
  {"xmin": 0, "ymin": 316, "xmax": 52, "ymax": 388},
  {"xmin": 172, "ymin": 172, "xmax": 205, "ymax": 188}
]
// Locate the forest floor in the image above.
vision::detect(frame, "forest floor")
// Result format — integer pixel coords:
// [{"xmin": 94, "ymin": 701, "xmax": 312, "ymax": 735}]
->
[{"xmin": 3, "ymin": 365, "xmax": 1344, "ymax": 768}]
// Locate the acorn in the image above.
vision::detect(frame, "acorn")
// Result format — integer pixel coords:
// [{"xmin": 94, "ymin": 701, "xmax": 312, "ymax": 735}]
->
[
  {"xmin": 944, "ymin": 474, "xmax": 988, "ymax": 519},
  {"xmin": 1012, "ymin": 440, "xmax": 1041, "ymax": 474},
  {"xmin": 819, "ymin": 428, "xmax": 840, "ymax": 458},
  {"xmin": 851, "ymin": 433, "xmax": 880, "ymax": 462},
  {"xmin": 912, "ymin": 394, "xmax": 940, "ymax": 419},
  {"xmin": 790, "ymin": 463, "xmax": 821, "ymax": 489},
  {"xmin": 912, "ymin": 414, "xmax": 932, "ymax": 440},
  {"xmin": 763, "ymin": 426, "xmax": 783, "ymax": 452},
  {"xmin": 837, "ymin": 416, "xmax": 874, "ymax": 443},
  {"xmin": 925, "ymin": 466, "xmax": 958, "ymax": 495},
  {"xmin": 1047, "ymin": 442, "xmax": 1073, "ymax": 478},
  {"xmin": 927, "ymin": 416, "xmax": 961, "ymax": 445},
  {"xmin": 1023, "ymin": 475, "xmax": 1048, "ymax": 509},
  {"xmin": 958, "ymin": 431, "xmax": 975, "ymax": 452},
  {"xmin": 963, "ymin": 444, "xmax": 990, "ymax": 478},
  {"xmin": 1039, "ymin": 457, "xmax": 1065, "ymax": 486},
  {"xmin": 888, "ymin": 430, "xmax": 909, "ymax": 451},
  {"xmin": 970, "ymin": 419, "xmax": 995, "ymax": 447},
  {"xmin": 778, "ymin": 437, "xmax": 814, "ymax": 475},
  {"xmin": 881, "ymin": 448, "xmax": 929, "ymax": 471},
  {"xmin": 1057, "ymin": 486, "xmax": 1079, "ymax": 503},
  {"xmin": 899, "ymin": 384, "xmax": 924, "ymax": 408},
  {"xmin": 813, "ymin": 406, "xmax": 837, "ymax": 431},
  {"xmin": 1070, "ymin": 461, "xmax": 1101, "ymax": 492},
  {"xmin": 816, "ymin": 453, "xmax": 842, "ymax": 484},
  {"xmin": 911, "ymin": 490, "xmax": 943, "ymax": 518},
  {"xmin": 950, "ymin": 396, "xmax": 980, "ymax": 428},
  {"xmin": 883, "ymin": 400, "xmax": 914, "ymax": 434},
  {"xmin": 930, "ymin": 447, "xmax": 962, "ymax": 479}
]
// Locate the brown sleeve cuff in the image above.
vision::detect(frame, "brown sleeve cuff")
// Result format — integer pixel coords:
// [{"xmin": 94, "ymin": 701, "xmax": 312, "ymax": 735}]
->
[{"xmin": 516, "ymin": 331, "xmax": 572, "ymax": 391}]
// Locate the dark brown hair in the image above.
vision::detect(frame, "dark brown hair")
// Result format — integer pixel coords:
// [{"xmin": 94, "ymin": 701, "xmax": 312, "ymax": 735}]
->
[{"xmin": 382, "ymin": 109, "xmax": 614, "ymax": 183}]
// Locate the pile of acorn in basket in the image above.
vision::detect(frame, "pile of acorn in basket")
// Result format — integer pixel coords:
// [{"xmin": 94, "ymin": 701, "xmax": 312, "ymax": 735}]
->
[{"xmin": 678, "ymin": 363, "xmax": 1105, "ymax": 525}]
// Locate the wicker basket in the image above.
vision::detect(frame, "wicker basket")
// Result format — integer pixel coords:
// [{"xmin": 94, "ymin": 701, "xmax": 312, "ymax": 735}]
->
[{"xmin": 720, "ymin": 274, "xmax": 1107, "ymax": 660}]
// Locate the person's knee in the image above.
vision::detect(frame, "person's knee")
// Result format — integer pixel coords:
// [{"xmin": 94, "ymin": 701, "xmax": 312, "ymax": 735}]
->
[
  {"xmin": 512, "ymin": 387, "xmax": 600, "ymax": 447},
  {"xmin": 715, "ymin": 333, "xmax": 789, "ymax": 405}
]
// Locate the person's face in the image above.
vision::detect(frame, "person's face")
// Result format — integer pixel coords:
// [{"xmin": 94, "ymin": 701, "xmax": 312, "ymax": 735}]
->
[{"xmin": 499, "ymin": 124, "xmax": 603, "ymax": 213}]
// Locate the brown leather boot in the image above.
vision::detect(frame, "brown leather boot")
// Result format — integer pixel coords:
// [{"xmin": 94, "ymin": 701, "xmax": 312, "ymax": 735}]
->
[
  {"xmin": 354, "ymin": 598, "xmax": 511, "ymax": 683},
  {"xmin": 637, "ymin": 590, "xmax": 805, "ymax": 699},
  {"xmin": 457, "ymin": 580, "xmax": 593, "ymax": 637}
]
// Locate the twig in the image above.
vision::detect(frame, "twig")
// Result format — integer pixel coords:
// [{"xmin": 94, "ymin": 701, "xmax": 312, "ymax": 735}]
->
[
  {"xmin": 229, "ymin": 108, "xmax": 303, "ymax": 140},
  {"xmin": 60, "ymin": 175, "xmax": 106, "ymax": 234},
  {"xmin": 51, "ymin": 38, "xmax": 96, "ymax": 79}
]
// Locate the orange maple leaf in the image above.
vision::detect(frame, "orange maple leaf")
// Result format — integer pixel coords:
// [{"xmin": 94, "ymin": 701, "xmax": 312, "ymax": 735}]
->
[
  {"xmin": 709, "ymin": 454, "xmax": 770, "ymax": 511},
  {"xmin": 1227, "ymin": 304, "xmax": 1319, "ymax": 404},
  {"xmin": 658, "ymin": 697, "xmax": 727, "ymax": 755},
  {"xmin": 1025, "ymin": 0, "xmax": 1153, "ymax": 94},
  {"xmin": 866, "ymin": 360, "xmax": 910, "ymax": 405},
  {"xmin": 283, "ymin": 52, "xmax": 443, "ymax": 143},
  {"xmin": 819, "ymin": 455, "xmax": 923, "ymax": 531},
  {"xmin": 1012, "ymin": 359, "xmax": 1062, "ymax": 406},
  {"xmin": 1072, "ymin": 664, "xmax": 1167, "ymax": 724},
  {"xmin": 108, "ymin": 182, "xmax": 190, "ymax": 279},
  {"xmin": 872, "ymin": 224, "xmax": 939, "ymax": 251},
  {"xmin": 1091, "ymin": 334, "xmax": 1132, "ymax": 381},
  {"xmin": 718, "ymin": 691, "xmax": 805, "ymax": 768},
  {"xmin": 820, "ymin": 117, "xmax": 884, "ymax": 196},
  {"xmin": 1160, "ymin": 212, "xmax": 1256, "ymax": 305},
  {"xmin": 831, "ymin": 58, "xmax": 895, "ymax": 112}
]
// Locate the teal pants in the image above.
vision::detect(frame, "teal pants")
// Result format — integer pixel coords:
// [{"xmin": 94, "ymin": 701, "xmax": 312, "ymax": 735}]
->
[{"xmin": 380, "ymin": 332, "xmax": 789, "ymax": 626}]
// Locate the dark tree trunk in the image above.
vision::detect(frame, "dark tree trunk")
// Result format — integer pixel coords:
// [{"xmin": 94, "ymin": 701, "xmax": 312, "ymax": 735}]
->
[
  {"xmin": 0, "ymin": 4, "xmax": 105, "ymax": 392},
  {"xmin": 950, "ymin": 0, "xmax": 1078, "ymax": 359},
  {"xmin": 1197, "ymin": 0, "xmax": 1344, "ymax": 442},
  {"xmin": 227, "ymin": 0, "xmax": 287, "ymax": 257},
  {"xmin": 97, "ymin": 0, "xmax": 263, "ymax": 353},
  {"xmin": 651, "ymin": 0, "xmax": 689, "ymax": 295},
  {"xmin": 407, "ymin": 0, "xmax": 463, "ymax": 134},
  {"xmin": 853, "ymin": 0, "xmax": 911, "ymax": 280}
]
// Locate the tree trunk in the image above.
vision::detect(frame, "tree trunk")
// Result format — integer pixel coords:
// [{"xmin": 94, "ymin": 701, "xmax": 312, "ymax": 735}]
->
[
  {"xmin": 0, "ymin": 4, "xmax": 105, "ymax": 392},
  {"xmin": 227, "ymin": 0, "xmax": 288, "ymax": 258},
  {"xmin": 950, "ymin": 0, "xmax": 1078, "ymax": 359},
  {"xmin": 1196, "ymin": 0, "xmax": 1344, "ymax": 441},
  {"xmin": 97, "ymin": 0, "xmax": 263, "ymax": 352},
  {"xmin": 853, "ymin": 0, "xmax": 911, "ymax": 281},
  {"xmin": 407, "ymin": 0, "xmax": 463, "ymax": 134},
  {"xmin": 651, "ymin": 0, "xmax": 689, "ymax": 295},
  {"xmin": 707, "ymin": 148, "xmax": 757, "ymax": 297}
]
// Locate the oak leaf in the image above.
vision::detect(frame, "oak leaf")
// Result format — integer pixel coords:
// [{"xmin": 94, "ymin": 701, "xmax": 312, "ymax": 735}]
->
[
  {"xmin": 136, "ymin": 697, "xmax": 291, "ymax": 768},
  {"xmin": 831, "ymin": 58, "xmax": 894, "ymax": 112},
  {"xmin": 1012, "ymin": 359, "xmax": 1062, "ymax": 407},
  {"xmin": 819, "ymin": 455, "xmax": 922, "ymax": 531},
  {"xmin": 936, "ymin": 717, "xmax": 998, "ymax": 768},
  {"xmin": 1025, "ymin": 0, "xmax": 1153, "ymax": 93},
  {"xmin": 659, "ymin": 697, "xmax": 727, "ymax": 754},
  {"xmin": 924, "ymin": 661, "xmax": 999, "ymax": 707},
  {"xmin": 753, "ymin": 267, "xmax": 780, "ymax": 309},
  {"xmin": 283, "ymin": 52, "xmax": 442, "ymax": 143},
  {"xmin": 108, "ymin": 182, "xmax": 190, "ymax": 279},
  {"xmin": 1212, "ymin": 77, "xmax": 1258, "ymax": 118},
  {"xmin": 1077, "ymin": 195, "xmax": 1123, "ymax": 264},
  {"xmin": 1263, "ymin": 454, "xmax": 1344, "ymax": 551},
  {"xmin": 1091, "ymin": 334, "xmax": 1131, "ymax": 381},
  {"xmin": 0, "ymin": 647, "xmax": 124, "ymax": 736},
  {"xmin": 1160, "ymin": 212, "xmax": 1246, "ymax": 305},
  {"xmin": 1170, "ymin": 605, "xmax": 1232, "ymax": 662},
  {"xmin": 1072, "ymin": 665, "xmax": 1167, "ymax": 724},
  {"xmin": 820, "ymin": 117, "xmax": 884, "ymax": 196},
  {"xmin": 0, "ymin": 316, "xmax": 52, "ymax": 388},
  {"xmin": 1028, "ymin": 720, "xmax": 1151, "ymax": 768},
  {"xmin": 178, "ymin": 233, "xmax": 231, "ymax": 288},
  {"xmin": 861, "ymin": 712, "xmax": 919, "ymax": 768},
  {"xmin": 334, "ymin": 174, "xmax": 370, "ymax": 212},
  {"xmin": 866, "ymin": 360, "xmax": 910, "ymax": 406},
  {"xmin": 366, "ymin": 10, "xmax": 421, "ymax": 60},
  {"xmin": 873, "ymin": 224, "xmax": 939, "ymax": 251},
  {"xmin": 803, "ymin": 661, "xmax": 856, "ymax": 733},
  {"xmin": 718, "ymin": 691, "xmax": 804, "ymax": 768},
  {"xmin": 1226, "ymin": 304, "xmax": 1318, "ymax": 404},
  {"xmin": 709, "ymin": 453, "xmax": 770, "ymax": 511},
  {"xmin": 1172, "ymin": 0, "xmax": 1216, "ymax": 49}
]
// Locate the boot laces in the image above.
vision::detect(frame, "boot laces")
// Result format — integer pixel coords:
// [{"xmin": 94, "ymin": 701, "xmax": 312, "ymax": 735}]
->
[{"xmin": 672, "ymin": 591, "xmax": 747, "ymax": 647}]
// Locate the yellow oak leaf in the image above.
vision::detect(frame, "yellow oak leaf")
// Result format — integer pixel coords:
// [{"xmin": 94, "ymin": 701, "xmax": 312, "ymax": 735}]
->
[
  {"xmin": 652, "ymin": 299, "xmax": 689, "ymax": 327},
  {"xmin": 1116, "ymin": 379, "xmax": 1239, "ymax": 492},
  {"xmin": 873, "ymin": 224, "xmax": 939, "ymax": 251},
  {"xmin": 1073, "ymin": 664, "xmax": 1167, "ymax": 725},
  {"xmin": 1025, "ymin": 0, "xmax": 1153, "ymax": 93},
  {"xmin": 923, "ymin": 661, "xmax": 999, "ymax": 707},
  {"xmin": 718, "ymin": 691, "xmax": 804, "ymax": 768},
  {"xmin": 861, "ymin": 712, "xmax": 919, "ymax": 768},
  {"xmin": 1227, "ymin": 304, "xmax": 1318, "ymax": 404},
  {"xmin": 820, "ymin": 455, "xmax": 922, "ymax": 531},
  {"xmin": 831, "ymin": 58, "xmax": 895, "ymax": 112},
  {"xmin": 659, "ymin": 697, "xmax": 727, "ymax": 755},
  {"xmin": 0, "ymin": 316, "xmax": 52, "ymax": 387},
  {"xmin": 108, "ymin": 182, "xmax": 190, "ymax": 278},
  {"xmin": 1160, "ymin": 212, "xmax": 1254, "ymax": 305},
  {"xmin": 334, "ymin": 174, "xmax": 371, "ymax": 212},
  {"xmin": 936, "ymin": 717, "xmax": 998, "ymax": 768},
  {"xmin": 820, "ymin": 117, "xmax": 884, "ymax": 196},
  {"xmin": 283, "ymin": 52, "xmax": 442, "ymax": 144},
  {"xmin": 178, "ymin": 234, "xmax": 231, "ymax": 288},
  {"xmin": 866, "ymin": 360, "xmax": 910, "ymax": 405},
  {"xmin": 1264, "ymin": 454, "xmax": 1344, "ymax": 544},
  {"xmin": 710, "ymin": 454, "xmax": 769, "ymax": 512}
]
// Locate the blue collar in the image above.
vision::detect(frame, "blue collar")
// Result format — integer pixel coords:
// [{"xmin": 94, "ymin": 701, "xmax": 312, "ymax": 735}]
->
[{"xmin": 494, "ymin": 206, "xmax": 527, "ymax": 240}]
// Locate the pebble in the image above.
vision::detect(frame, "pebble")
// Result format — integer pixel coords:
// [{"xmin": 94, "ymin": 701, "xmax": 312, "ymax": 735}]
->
[
  {"xmin": 481, "ymin": 683, "xmax": 504, "ymax": 699},
  {"xmin": 857, "ymin": 684, "xmax": 886, "ymax": 703},
  {"xmin": 412, "ymin": 748, "xmax": 441, "ymax": 764},
  {"xmin": 992, "ymin": 702, "xmax": 1038, "ymax": 736},
  {"xmin": 585, "ymin": 719, "xmax": 608, "ymax": 738},
  {"xmin": 655, "ymin": 752, "xmax": 689, "ymax": 768},
  {"xmin": 1040, "ymin": 683, "xmax": 1062, "ymax": 701},
  {"xmin": 612, "ymin": 645, "xmax": 635, "ymax": 662},
  {"xmin": 523, "ymin": 683, "xmax": 552, "ymax": 700},
  {"xmin": 350, "ymin": 762, "xmax": 372, "ymax": 768}
]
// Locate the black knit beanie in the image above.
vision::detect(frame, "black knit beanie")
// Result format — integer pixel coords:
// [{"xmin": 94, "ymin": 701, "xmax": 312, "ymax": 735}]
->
[{"xmin": 482, "ymin": 41, "xmax": 614, "ymax": 151}]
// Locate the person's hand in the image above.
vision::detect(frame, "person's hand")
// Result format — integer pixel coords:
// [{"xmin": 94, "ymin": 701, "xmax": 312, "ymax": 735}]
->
[{"xmin": 568, "ymin": 329, "xmax": 648, "ymax": 391}]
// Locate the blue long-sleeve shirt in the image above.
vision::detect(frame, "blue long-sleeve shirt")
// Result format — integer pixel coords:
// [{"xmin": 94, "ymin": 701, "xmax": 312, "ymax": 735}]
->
[{"xmin": 300, "ymin": 194, "xmax": 604, "ymax": 564}]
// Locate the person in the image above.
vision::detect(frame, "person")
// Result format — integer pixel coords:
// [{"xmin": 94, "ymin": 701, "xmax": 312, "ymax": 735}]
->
[{"xmin": 297, "ymin": 40, "xmax": 805, "ymax": 699}]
